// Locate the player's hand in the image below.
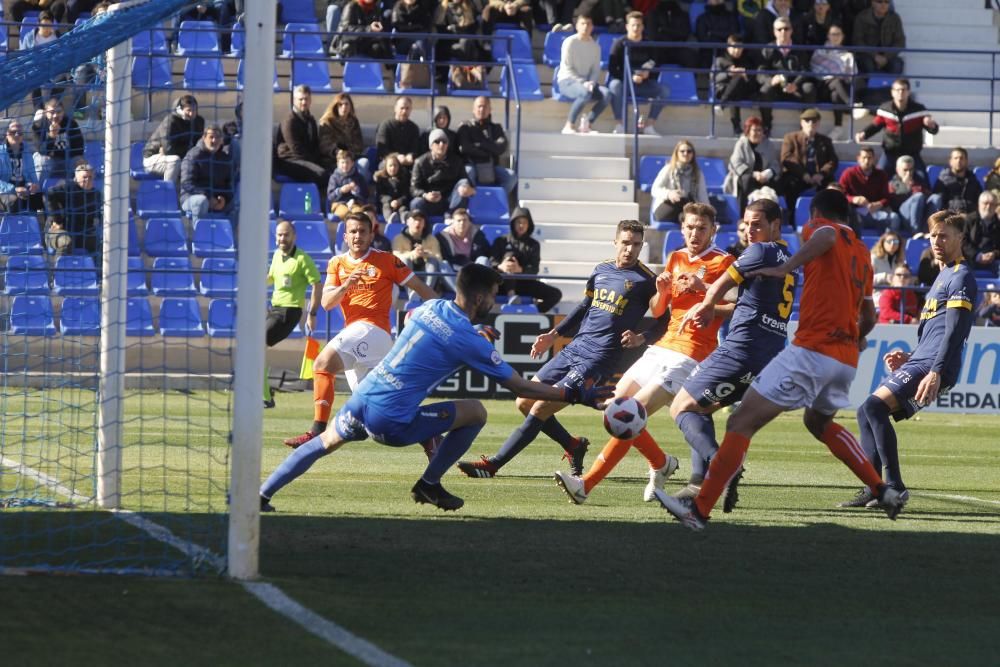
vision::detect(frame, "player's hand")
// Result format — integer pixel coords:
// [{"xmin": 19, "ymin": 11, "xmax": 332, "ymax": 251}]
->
[
  {"xmin": 655, "ymin": 270, "xmax": 671, "ymax": 294},
  {"xmin": 620, "ymin": 329, "xmax": 645, "ymax": 348},
  {"xmin": 680, "ymin": 302, "xmax": 713, "ymax": 331},
  {"xmin": 746, "ymin": 264, "xmax": 788, "ymax": 280},
  {"xmin": 883, "ymin": 349, "xmax": 910, "ymax": 372},
  {"xmin": 530, "ymin": 330, "xmax": 556, "ymax": 359},
  {"xmin": 475, "ymin": 324, "xmax": 501, "ymax": 344},
  {"xmin": 563, "ymin": 381, "xmax": 614, "ymax": 408},
  {"xmin": 914, "ymin": 370, "xmax": 941, "ymax": 407},
  {"xmin": 344, "ymin": 266, "xmax": 365, "ymax": 287}
]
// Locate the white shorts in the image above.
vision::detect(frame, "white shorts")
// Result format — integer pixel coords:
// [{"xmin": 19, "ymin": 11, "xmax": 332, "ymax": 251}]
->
[
  {"xmin": 323, "ymin": 321, "xmax": 393, "ymax": 390},
  {"xmin": 753, "ymin": 344, "xmax": 856, "ymax": 414},
  {"xmin": 620, "ymin": 346, "xmax": 698, "ymax": 396}
]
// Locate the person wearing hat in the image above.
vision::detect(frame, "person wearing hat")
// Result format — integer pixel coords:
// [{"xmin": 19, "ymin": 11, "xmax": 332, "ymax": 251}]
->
[
  {"xmin": 778, "ymin": 107, "xmax": 838, "ymax": 211},
  {"xmin": 755, "ymin": 16, "xmax": 817, "ymax": 136},
  {"xmin": 489, "ymin": 206, "xmax": 562, "ymax": 313},
  {"xmin": 419, "ymin": 105, "xmax": 459, "ymax": 161},
  {"xmin": 409, "ymin": 128, "xmax": 476, "ymax": 218}
]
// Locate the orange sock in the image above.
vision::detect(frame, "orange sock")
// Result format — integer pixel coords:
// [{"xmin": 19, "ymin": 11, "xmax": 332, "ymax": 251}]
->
[
  {"xmin": 631, "ymin": 428, "xmax": 667, "ymax": 470},
  {"xmin": 581, "ymin": 437, "xmax": 632, "ymax": 493},
  {"xmin": 819, "ymin": 422, "xmax": 883, "ymax": 491},
  {"xmin": 312, "ymin": 370, "xmax": 335, "ymax": 424},
  {"xmin": 695, "ymin": 431, "xmax": 750, "ymax": 518}
]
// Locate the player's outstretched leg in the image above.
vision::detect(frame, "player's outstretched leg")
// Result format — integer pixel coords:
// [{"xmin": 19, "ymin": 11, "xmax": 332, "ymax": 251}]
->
[
  {"xmin": 458, "ymin": 406, "xmax": 552, "ymax": 478},
  {"xmin": 284, "ymin": 369, "xmax": 334, "ymax": 448},
  {"xmin": 260, "ymin": 436, "xmax": 334, "ymax": 511},
  {"xmin": 415, "ymin": 401, "xmax": 486, "ymax": 510}
]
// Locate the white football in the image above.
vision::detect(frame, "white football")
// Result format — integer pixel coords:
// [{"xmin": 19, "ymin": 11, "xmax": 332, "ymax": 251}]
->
[{"xmin": 603, "ymin": 396, "xmax": 648, "ymax": 440}]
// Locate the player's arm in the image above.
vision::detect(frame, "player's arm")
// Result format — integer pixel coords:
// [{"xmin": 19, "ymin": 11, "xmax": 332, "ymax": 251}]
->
[
  {"xmin": 532, "ymin": 296, "xmax": 590, "ymax": 358},
  {"xmin": 648, "ymin": 270, "xmax": 671, "ymax": 318},
  {"xmin": 322, "ymin": 267, "xmax": 362, "ymax": 310},
  {"xmin": 917, "ymin": 295, "xmax": 974, "ymax": 404},
  {"xmin": 749, "ymin": 226, "xmax": 836, "ymax": 279},
  {"xmin": 403, "ymin": 274, "xmax": 438, "ymax": 301},
  {"xmin": 682, "ymin": 269, "xmax": 738, "ymax": 330},
  {"xmin": 500, "ymin": 373, "xmax": 611, "ymax": 408},
  {"xmin": 858, "ymin": 296, "xmax": 876, "ymax": 341}
]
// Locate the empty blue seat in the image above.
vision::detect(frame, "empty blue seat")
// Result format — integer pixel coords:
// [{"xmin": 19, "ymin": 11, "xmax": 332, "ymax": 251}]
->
[
  {"xmin": 905, "ymin": 237, "xmax": 930, "ymax": 270},
  {"xmin": 480, "ymin": 224, "xmax": 508, "ymax": 246},
  {"xmin": 59, "ymin": 297, "xmax": 101, "ymax": 336},
  {"xmin": 0, "ymin": 214, "xmax": 43, "ymax": 254},
  {"xmin": 638, "ymin": 155, "xmax": 667, "ymax": 193},
  {"xmin": 127, "ymin": 256, "xmax": 148, "ymax": 296},
  {"xmin": 542, "ymin": 30, "xmax": 569, "ymax": 68},
  {"xmin": 383, "ymin": 222, "xmax": 403, "ymax": 242},
  {"xmin": 200, "ymin": 257, "xmax": 237, "ymax": 297},
  {"xmin": 468, "ymin": 186, "xmax": 510, "ymax": 225},
  {"xmin": 697, "ymin": 157, "xmax": 727, "ymax": 192},
  {"xmin": 782, "ymin": 233, "xmax": 801, "ymax": 254},
  {"xmin": 290, "ymin": 59, "xmax": 332, "ymax": 92},
  {"xmin": 279, "ymin": 182, "xmax": 324, "ymax": 220},
  {"xmin": 343, "ymin": 60, "xmax": 386, "ymax": 94},
  {"xmin": 207, "ymin": 298, "xmax": 236, "ymax": 337},
  {"xmin": 499, "ymin": 63, "xmax": 544, "ymax": 101},
  {"xmin": 229, "ymin": 23, "xmax": 245, "ymax": 56},
  {"xmin": 52, "ymin": 255, "xmax": 99, "ymax": 295},
  {"xmin": 150, "ymin": 256, "xmax": 196, "ymax": 296},
  {"xmin": 926, "ymin": 164, "xmax": 943, "ymax": 188},
  {"xmin": 549, "ymin": 66, "xmax": 572, "ymax": 102},
  {"xmin": 10, "ymin": 295, "xmax": 56, "ymax": 336},
  {"xmin": 281, "ymin": 0, "xmax": 320, "ymax": 23},
  {"xmin": 136, "ymin": 180, "xmax": 181, "ymax": 218},
  {"xmin": 794, "ymin": 195, "xmax": 813, "ymax": 229},
  {"xmin": 144, "ymin": 217, "xmax": 189, "ymax": 257},
  {"xmin": 84, "ymin": 142, "xmax": 104, "ymax": 176},
  {"xmin": 291, "ymin": 220, "xmax": 333, "ymax": 261},
  {"xmin": 281, "ymin": 22, "xmax": 325, "ymax": 58},
  {"xmin": 314, "ymin": 306, "xmax": 345, "ymax": 340},
  {"xmin": 176, "ymin": 20, "xmax": 220, "ymax": 56},
  {"xmin": 492, "ymin": 28, "xmax": 533, "ymax": 63},
  {"xmin": 662, "ymin": 231, "xmax": 685, "ymax": 261},
  {"xmin": 500, "ymin": 301, "xmax": 540, "ymax": 314},
  {"xmin": 132, "ymin": 28, "xmax": 169, "ymax": 55},
  {"xmin": 192, "ymin": 218, "xmax": 236, "ymax": 257},
  {"xmin": 130, "ymin": 141, "xmax": 156, "ymax": 180},
  {"xmin": 4, "ymin": 255, "xmax": 49, "ymax": 295},
  {"xmin": 132, "ymin": 55, "xmax": 174, "ymax": 89},
  {"xmin": 596, "ymin": 32, "xmax": 615, "ymax": 69},
  {"xmin": 867, "ymin": 74, "xmax": 895, "ymax": 90},
  {"xmin": 973, "ymin": 165, "xmax": 990, "ymax": 187},
  {"xmin": 183, "ymin": 57, "xmax": 226, "ymax": 90},
  {"xmin": 688, "ymin": 0, "xmax": 706, "ymax": 30},
  {"xmin": 715, "ymin": 231, "xmax": 738, "ymax": 251},
  {"xmin": 126, "ymin": 297, "xmax": 155, "ymax": 335},
  {"xmin": 159, "ymin": 297, "xmax": 204, "ymax": 336},
  {"xmin": 660, "ymin": 70, "xmax": 699, "ymax": 102}
]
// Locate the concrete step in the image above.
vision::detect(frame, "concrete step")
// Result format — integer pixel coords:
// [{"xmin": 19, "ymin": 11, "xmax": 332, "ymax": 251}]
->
[
  {"xmin": 928, "ymin": 127, "xmax": 999, "ymax": 148},
  {"xmin": 905, "ymin": 25, "xmax": 997, "ymax": 44},
  {"xmin": 517, "ymin": 131, "xmax": 629, "ymax": 156},
  {"xmin": 520, "ymin": 176, "xmax": 634, "ymax": 201},
  {"xmin": 903, "ymin": 8, "xmax": 997, "ymax": 25},
  {"xmin": 897, "ymin": 0, "xmax": 988, "ymax": 10},
  {"xmin": 535, "ymin": 222, "xmax": 617, "ymax": 241},
  {"xmin": 519, "ymin": 154, "xmax": 631, "ymax": 179},
  {"xmin": 903, "ymin": 56, "xmax": 996, "ymax": 80},
  {"xmin": 541, "ymin": 250, "xmax": 657, "ymax": 278},
  {"xmin": 541, "ymin": 239, "xmax": 618, "ymax": 263},
  {"xmin": 520, "ymin": 199, "xmax": 640, "ymax": 223}
]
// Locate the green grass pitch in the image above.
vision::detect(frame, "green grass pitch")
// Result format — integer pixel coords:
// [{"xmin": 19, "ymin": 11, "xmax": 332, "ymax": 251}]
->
[{"xmin": 3, "ymin": 391, "xmax": 999, "ymax": 665}]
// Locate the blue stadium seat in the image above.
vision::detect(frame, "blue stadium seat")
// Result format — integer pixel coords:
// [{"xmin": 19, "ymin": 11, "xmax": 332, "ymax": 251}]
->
[
  {"xmin": 192, "ymin": 218, "xmax": 236, "ymax": 258},
  {"xmin": 638, "ymin": 155, "xmax": 667, "ymax": 193},
  {"xmin": 84, "ymin": 142, "xmax": 104, "ymax": 176},
  {"xmin": 236, "ymin": 59, "xmax": 280, "ymax": 91},
  {"xmin": 132, "ymin": 28, "xmax": 169, "ymax": 55},
  {"xmin": 660, "ymin": 70, "xmax": 699, "ymax": 102},
  {"xmin": 468, "ymin": 186, "xmax": 510, "ymax": 225},
  {"xmin": 291, "ymin": 220, "xmax": 333, "ymax": 261},
  {"xmin": 711, "ymin": 193, "xmax": 740, "ymax": 225},
  {"xmin": 501, "ymin": 301, "xmax": 540, "ymax": 314},
  {"xmin": 0, "ymin": 214, "xmax": 44, "ymax": 254},
  {"xmin": 597, "ymin": 32, "xmax": 615, "ymax": 69},
  {"xmin": 480, "ymin": 223, "xmax": 508, "ymax": 246},
  {"xmin": 782, "ymin": 233, "xmax": 801, "ymax": 254},
  {"xmin": 794, "ymin": 195, "xmax": 813, "ymax": 229},
  {"xmin": 662, "ymin": 231, "xmax": 685, "ymax": 261},
  {"xmin": 52, "ymin": 255, "xmax": 99, "ymax": 296},
  {"xmin": 159, "ymin": 297, "xmax": 204, "ymax": 336},
  {"xmin": 207, "ymin": 298, "xmax": 236, "ymax": 337},
  {"xmin": 130, "ymin": 141, "xmax": 156, "ymax": 180},
  {"xmin": 697, "ymin": 157, "xmax": 727, "ymax": 192},
  {"xmin": 688, "ymin": 0, "xmax": 706, "ymax": 30},
  {"xmin": 144, "ymin": 217, "xmax": 189, "ymax": 257},
  {"xmin": 281, "ymin": 22, "xmax": 325, "ymax": 58},
  {"xmin": 314, "ymin": 306, "xmax": 345, "ymax": 340},
  {"xmin": 137, "ymin": 180, "xmax": 181, "ymax": 218},
  {"xmin": 333, "ymin": 220, "xmax": 346, "ymax": 253},
  {"xmin": 393, "ymin": 63, "xmax": 434, "ymax": 96},
  {"xmin": 281, "ymin": 0, "xmax": 319, "ymax": 23},
  {"xmin": 19, "ymin": 15, "xmax": 38, "ymax": 44},
  {"xmin": 229, "ymin": 22, "xmax": 245, "ymax": 56},
  {"xmin": 290, "ymin": 59, "xmax": 332, "ymax": 92},
  {"xmin": 10, "ymin": 295, "xmax": 56, "ymax": 336},
  {"xmin": 126, "ymin": 297, "xmax": 155, "ymax": 336},
  {"xmin": 492, "ymin": 28, "xmax": 533, "ymax": 63},
  {"xmin": 905, "ymin": 237, "xmax": 930, "ymax": 270},
  {"xmin": 383, "ymin": 222, "xmax": 403, "ymax": 241},
  {"xmin": 498, "ymin": 63, "xmax": 544, "ymax": 101},
  {"xmin": 176, "ymin": 20, "xmax": 220, "ymax": 56},
  {"xmin": 835, "ymin": 160, "xmax": 857, "ymax": 181},
  {"xmin": 4, "ymin": 255, "xmax": 49, "ymax": 295},
  {"xmin": 150, "ymin": 256, "xmax": 197, "ymax": 296},
  {"xmin": 183, "ymin": 57, "xmax": 226, "ymax": 90},
  {"xmin": 867, "ymin": 74, "xmax": 895, "ymax": 90},
  {"xmin": 861, "ymin": 233, "xmax": 880, "ymax": 250},
  {"xmin": 127, "ymin": 256, "xmax": 148, "ymax": 296},
  {"xmin": 0, "ymin": 27, "xmax": 7, "ymax": 54},
  {"xmin": 973, "ymin": 165, "xmax": 990, "ymax": 187},
  {"xmin": 549, "ymin": 66, "xmax": 571, "ymax": 102},
  {"xmin": 715, "ymin": 231, "xmax": 738, "ymax": 251},
  {"xmin": 926, "ymin": 164, "xmax": 943, "ymax": 188},
  {"xmin": 200, "ymin": 257, "xmax": 237, "ymax": 297},
  {"xmin": 542, "ymin": 30, "xmax": 569, "ymax": 68},
  {"xmin": 132, "ymin": 55, "xmax": 174, "ymax": 90},
  {"xmin": 342, "ymin": 60, "xmax": 386, "ymax": 94},
  {"xmin": 59, "ymin": 297, "xmax": 102, "ymax": 336},
  {"xmin": 279, "ymin": 182, "xmax": 324, "ymax": 220}
]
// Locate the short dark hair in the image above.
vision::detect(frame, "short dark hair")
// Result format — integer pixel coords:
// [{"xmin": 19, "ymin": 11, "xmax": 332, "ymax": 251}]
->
[
  {"xmin": 343, "ymin": 212, "xmax": 372, "ymax": 230},
  {"xmin": 858, "ymin": 146, "xmax": 875, "ymax": 156},
  {"xmin": 810, "ymin": 188, "xmax": 850, "ymax": 221},
  {"xmin": 950, "ymin": 146, "xmax": 969, "ymax": 160},
  {"xmin": 746, "ymin": 198, "xmax": 782, "ymax": 223},
  {"xmin": 457, "ymin": 263, "xmax": 503, "ymax": 299},
  {"xmin": 893, "ymin": 78, "xmax": 911, "ymax": 90},
  {"xmin": 616, "ymin": 219, "xmax": 644, "ymax": 237},
  {"xmin": 682, "ymin": 202, "xmax": 718, "ymax": 224}
]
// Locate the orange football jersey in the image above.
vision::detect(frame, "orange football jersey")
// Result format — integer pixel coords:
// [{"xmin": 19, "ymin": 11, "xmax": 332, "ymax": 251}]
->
[
  {"xmin": 326, "ymin": 249, "xmax": 414, "ymax": 333},
  {"xmin": 793, "ymin": 217, "xmax": 873, "ymax": 367},
  {"xmin": 655, "ymin": 246, "xmax": 735, "ymax": 362}
]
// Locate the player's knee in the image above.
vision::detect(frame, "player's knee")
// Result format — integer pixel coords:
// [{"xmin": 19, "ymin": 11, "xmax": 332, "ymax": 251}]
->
[
  {"xmin": 514, "ymin": 397, "xmax": 533, "ymax": 415},
  {"xmin": 467, "ymin": 400, "xmax": 488, "ymax": 425},
  {"xmin": 802, "ymin": 411, "xmax": 829, "ymax": 439},
  {"xmin": 859, "ymin": 395, "xmax": 889, "ymax": 422}
]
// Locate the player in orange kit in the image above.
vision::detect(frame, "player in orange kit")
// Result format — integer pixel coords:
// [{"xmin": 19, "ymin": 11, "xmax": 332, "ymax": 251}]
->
[
  {"xmin": 655, "ymin": 189, "xmax": 906, "ymax": 530},
  {"xmin": 554, "ymin": 202, "xmax": 735, "ymax": 504},
  {"xmin": 283, "ymin": 213, "xmax": 438, "ymax": 448}
]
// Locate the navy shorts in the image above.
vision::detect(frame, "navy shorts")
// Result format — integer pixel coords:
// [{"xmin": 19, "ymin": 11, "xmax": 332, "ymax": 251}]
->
[
  {"xmin": 534, "ymin": 346, "xmax": 611, "ymax": 391},
  {"xmin": 682, "ymin": 346, "xmax": 768, "ymax": 408},
  {"xmin": 334, "ymin": 394, "xmax": 457, "ymax": 446},
  {"xmin": 881, "ymin": 359, "xmax": 955, "ymax": 421}
]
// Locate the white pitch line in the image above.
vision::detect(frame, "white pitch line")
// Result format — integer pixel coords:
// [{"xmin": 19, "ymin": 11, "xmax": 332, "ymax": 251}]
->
[
  {"xmin": 915, "ymin": 491, "xmax": 1000, "ymax": 507},
  {"xmin": 1, "ymin": 455, "xmax": 412, "ymax": 667}
]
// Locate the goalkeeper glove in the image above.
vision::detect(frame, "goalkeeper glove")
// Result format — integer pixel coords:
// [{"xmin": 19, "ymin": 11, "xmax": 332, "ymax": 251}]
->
[{"xmin": 474, "ymin": 324, "xmax": 501, "ymax": 344}]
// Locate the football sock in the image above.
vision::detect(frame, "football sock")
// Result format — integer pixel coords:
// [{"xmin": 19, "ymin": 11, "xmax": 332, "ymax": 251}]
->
[
  {"xmin": 631, "ymin": 428, "xmax": 667, "ymax": 471},
  {"xmin": 312, "ymin": 370, "xmax": 334, "ymax": 427},
  {"xmin": 860, "ymin": 395, "xmax": 903, "ymax": 489},
  {"xmin": 676, "ymin": 411, "xmax": 719, "ymax": 462},
  {"xmin": 263, "ymin": 364, "xmax": 272, "ymax": 402},
  {"xmin": 818, "ymin": 421, "xmax": 883, "ymax": 491},
  {"xmin": 695, "ymin": 431, "xmax": 750, "ymax": 518},
  {"xmin": 540, "ymin": 416, "xmax": 577, "ymax": 451},
  {"xmin": 259, "ymin": 436, "xmax": 329, "ymax": 500},
  {"xmin": 689, "ymin": 451, "xmax": 708, "ymax": 481},
  {"xmin": 492, "ymin": 414, "xmax": 545, "ymax": 468},
  {"xmin": 581, "ymin": 437, "xmax": 632, "ymax": 493},
  {"xmin": 423, "ymin": 424, "xmax": 483, "ymax": 484}
]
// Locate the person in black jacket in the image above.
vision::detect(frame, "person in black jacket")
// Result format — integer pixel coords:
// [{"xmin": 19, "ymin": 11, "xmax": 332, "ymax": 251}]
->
[
  {"xmin": 418, "ymin": 105, "xmax": 460, "ymax": 161},
  {"xmin": 607, "ymin": 12, "xmax": 671, "ymax": 136},
  {"xmin": 756, "ymin": 17, "xmax": 816, "ymax": 134},
  {"xmin": 375, "ymin": 96, "xmax": 423, "ymax": 167},
  {"xmin": 695, "ymin": 0, "xmax": 741, "ymax": 66},
  {"xmin": 273, "ymin": 85, "xmax": 329, "ymax": 195},
  {"xmin": 32, "ymin": 98, "xmax": 86, "ymax": 182},
  {"xmin": 713, "ymin": 35, "xmax": 758, "ymax": 136},
  {"xmin": 456, "ymin": 96, "xmax": 517, "ymax": 197},
  {"xmin": 854, "ymin": 79, "xmax": 939, "ymax": 177},
  {"xmin": 45, "ymin": 161, "xmax": 102, "ymax": 258},
  {"xmin": 142, "ymin": 94, "xmax": 205, "ymax": 188},
  {"xmin": 181, "ymin": 126, "xmax": 236, "ymax": 224},
  {"xmin": 645, "ymin": 0, "xmax": 697, "ymax": 69},
  {"xmin": 409, "ymin": 129, "xmax": 475, "ymax": 217},
  {"xmin": 330, "ymin": 0, "xmax": 391, "ymax": 59},
  {"xmin": 490, "ymin": 206, "xmax": 562, "ymax": 312},
  {"xmin": 963, "ymin": 190, "xmax": 999, "ymax": 275},
  {"xmin": 928, "ymin": 147, "xmax": 982, "ymax": 217}
]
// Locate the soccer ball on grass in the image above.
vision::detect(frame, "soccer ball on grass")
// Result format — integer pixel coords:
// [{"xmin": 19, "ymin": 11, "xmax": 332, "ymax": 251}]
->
[{"xmin": 603, "ymin": 396, "xmax": 647, "ymax": 439}]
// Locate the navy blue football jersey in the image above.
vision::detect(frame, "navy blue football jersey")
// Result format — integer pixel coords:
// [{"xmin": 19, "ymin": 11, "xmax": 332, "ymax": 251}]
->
[
  {"xmin": 910, "ymin": 260, "xmax": 977, "ymax": 378},
  {"xmin": 722, "ymin": 240, "xmax": 797, "ymax": 357}
]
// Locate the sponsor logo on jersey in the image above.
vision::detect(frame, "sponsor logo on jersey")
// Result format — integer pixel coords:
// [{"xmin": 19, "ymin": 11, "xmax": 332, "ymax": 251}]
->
[
  {"xmin": 761, "ymin": 312, "xmax": 788, "ymax": 332},
  {"xmin": 490, "ymin": 350, "xmax": 502, "ymax": 365}
]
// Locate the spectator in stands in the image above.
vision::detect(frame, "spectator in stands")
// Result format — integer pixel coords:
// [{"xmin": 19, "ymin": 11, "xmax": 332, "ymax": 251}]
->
[
  {"xmin": 0, "ymin": 120, "xmax": 43, "ymax": 213},
  {"xmin": 8, "ymin": 0, "xmax": 66, "ymax": 23},
  {"xmin": 409, "ymin": 128, "xmax": 475, "ymax": 217},
  {"xmin": 180, "ymin": 125, "xmax": 237, "ymax": 225},
  {"xmin": 963, "ymin": 190, "xmax": 999, "ymax": 275},
  {"xmin": 778, "ymin": 107, "xmax": 837, "ymax": 210},
  {"xmin": 870, "ymin": 229, "xmax": 905, "ymax": 288},
  {"xmin": 537, "ymin": 0, "xmax": 574, "ymax": 31},
  {"xmin": 274, "ymin": 85, "xmax": 329, "ymax": 196},
  {"xmin": 713, "ymin": 35, "xmax": 758, "ymax": 136},
  {"xmin": 756, "ymin": 17, "xmax": 817, "ymax": 135},
  {"xmin": 374, "ymin": 152, "xmax": 411, "ymax": 223},
  {"xmin": 142, "ymin": 94, "xmax": 204, "ymax": 189},
  {"xmin": 726, "ymin": 219, "xmax": 750, "ymax": 256},
  {"xmin": 723, "ymin": 116, "xmax": 780, "ymax": 211},
  {"xmin": 69, "ymin": 1, "xmax": 111, "ymax": 118},
  {"xmin": 330, "ymin": 0, "xmax": 391, "ymax": 59},
  {"xmin": 607, "ymin": 12, "xmax": 669, "ymax": 136},
  {"xmin": 482, "ymin": 0, "xmax": 533, "ymax": 33},
  {"xmin": 888, "ymin": 155, "xmax": 929, "ymax": 235},
  {"xmin": 646, "ymin": 0, "xmax": 697, "ymax": 69},
  {"xmin": 852, "ymin": 0, "xmax": 905, "ymax": 75},
  {"xmin": 457, "ymin": 96, "xmax": 517, "ymax": 197},
  {"xmin": 977, "ymin": 289, "xmax": 1000, "ymax": 326},
  {"xmin": 745, "ymin": 0, "xmax": 792, "ymax": 47},
  {"xmin": 928, "ymin": 147, "xmax": 982, "ymax": 216},
  {"xmin": 32, "ymin": 97, "xmax": 86, "ymax": 182},
  {"xmin": 45, "ymin": 161, "xmax": 102, "ymax": 258},
  {"xmin": 855, "ymin": 78, "xmax": 938, "ymax": 177},
  {"xmin": 392, "ymin": 210, "xmax": 443, "ymax": 276},
  {"xmin": 877, "ymin": 264, "xmax": 919, "ymax": 324},
  {"xmin": 375, "ymin": 96, "xmax": 422, "ymax": 168},
  {"xmin": 794, "ymin": 0, "xmax": 837, "ymax": 47},
  {"xmin": 695, "ymin": 0, "xmax": 741, "ymax": 66},
  {"xmin": 419, "ymin": 106, "xmax": 459, "ymax": 160},
  {"xmin": 177, "ymin": 2, "xmax": 223, "ymax": 23},
  {"xmin": 651, "ymin": 139, "xmax": 710, "ymax": 223},
  {"xmin": 839, "ymin": 146, "xmax": 900, "ymax": 232},
  {"xmin": 984, "ymin": 156, "xmax": 1000, "ymax": 193},
  {"xmin": 917, "ymin": 244, "xmax": 940, "ymax": 287},
  {"xmin": 489, "ymin": 206, "xmax": 562, "ymax": 312},
  {"xmin": 327, "ymin": 149, "xmax": 371, "ymax": 220},
  {"xmin": 390, "ymin": 0, "xmax": 433, "ymax": 56},
  {"xmin": 318, "ymin": 93, "xmax": 370, "ymax": 180},
  {"xmin": 810, "ymin": 23, "xmax": 854, "ymax": 141},
  {"xmin": 557, "ymin": 13, "xmax": 610, "ymax": 135},
  {"xmin": 20, "ymin": 11, "xmax": 66, "ymax": 112},
  {"xmin": 432, "ymin": 0, "xmax": 486, "ymax": 67},
  {"xmin": 435, "ymin": 207, "xmax": 491, "ymax": 289}
]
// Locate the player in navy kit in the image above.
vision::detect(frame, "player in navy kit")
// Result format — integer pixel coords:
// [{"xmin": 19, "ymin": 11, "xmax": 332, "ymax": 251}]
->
[
  {"xmin": 667, "ymin": 199, "xmax": 795, "ymax": 510},
  {"xmin": 258, "ymin": 264, "xmax": 612, "ymax": 512},
  {"xmin": 457, "ymin": 219, "xmax": 670, "ymax": 478},
  {"xmin": 845, "ymin": 211, "xmax": 977, "ymax": 509}
]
